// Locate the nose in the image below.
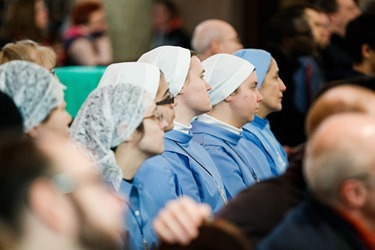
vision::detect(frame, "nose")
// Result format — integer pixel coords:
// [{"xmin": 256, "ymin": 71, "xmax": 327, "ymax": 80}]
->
[
  {"xmin": 279, "ymin": 79, "xmax": 287, "ymax": 92},
  {"xmin": 170, "ymin": 97, "xmax": 177, "ymax": 108},
  {"xmin": 256, "ymin": 88, "xmax": 263, "ymax": 102},
  {"xmin": 205, "ymin": 80, "xmax": 212, "ymax": 91},
  {"xmin": 65, "ymin": 110, "xmax": 72, "ymax": 125}
]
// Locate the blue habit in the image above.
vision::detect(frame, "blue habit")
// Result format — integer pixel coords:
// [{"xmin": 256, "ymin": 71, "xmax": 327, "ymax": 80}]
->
[
  {"xmin": 243, "ymin": 115, "xmax": 288, "ymax": 175},
  {"xmin": 162, "ymin": 129, "xmax": 228, "ymax": 213},
  {"xmin": 191, "ymin": 120, "xmax": 272, "ymax": 199}
]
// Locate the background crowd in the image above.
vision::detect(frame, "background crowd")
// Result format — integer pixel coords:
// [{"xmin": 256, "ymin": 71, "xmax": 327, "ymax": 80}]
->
[{"xmin": 2, "ymin": 0, "xmax": 375, "ymax": 249}]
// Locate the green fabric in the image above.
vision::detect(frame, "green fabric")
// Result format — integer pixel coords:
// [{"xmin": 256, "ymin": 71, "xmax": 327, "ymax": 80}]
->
[{"xmin": 54, "ymin": 66, "xmax": 106, "ymax": 117}]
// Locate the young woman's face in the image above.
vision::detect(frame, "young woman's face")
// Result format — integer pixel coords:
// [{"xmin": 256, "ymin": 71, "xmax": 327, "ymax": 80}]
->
[
  {"xmin": 34, "ymin": 0, "xmax": 48, "ymax": 31},
  {"xmin": 177, "ymin": 56, "xmax": 212, "ymax": 116},
  {"xmin": 229, "ymin": 71, "xmax": 263, "ymax": 126},
  {"xmin": 137, "ymin": 104, "xmax": 167, "ymax": 156},
  {"xmin": 258, "ymin": 58, "xmax": 286, "ymax": 117},
  {"xmin": 88, "ymin": 8, "xmax": 108, "ymax": 34},
  {"xmin": 28, "ymin": 102, "xmax": 72, "ymax": 139}
]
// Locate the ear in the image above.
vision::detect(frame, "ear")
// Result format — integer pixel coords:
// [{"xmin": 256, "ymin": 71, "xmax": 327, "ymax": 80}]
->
[
  {"xmin": 29, "ymin": 178, "xmax": 67, "ymax": 233},
  {"xmin": 224, "ymin": 94, "xmax": 234, "ymax": 102},
  {"xmin": 27, "ymin": 126, "xmax": 40, "ymax": 139},
  {"xmin": 210, "ymin": 39, "xmax": 222, "ymax": 54},
  {"xmin": 178, "ymin": 86, "xmax": 185, "ymax": 95},
  {"xmin": 339, "ymin": 179, "xmax": 367, "ymax": 209},
  {"xmin": 361, "ymin": 44, "xmax": 372, "ymax": 59}
]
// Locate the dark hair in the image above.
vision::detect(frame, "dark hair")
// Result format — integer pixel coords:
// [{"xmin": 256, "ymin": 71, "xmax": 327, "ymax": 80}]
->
[
  {"xmin": 71, "ymin": 1, "xmax": 103, "ymax": 25},
  {"xmin": 0, "ymin": 135, "xmax": 50, "ymax": 235},
  {"xmin": 266, "ymin": 5, "xmax": 308, "ymax": 45},
  {"xmin": 154, "ymin": 0, "xmax": 180, "ymax": 19},
  {"xmin": 0, "ymin": 91, "xmax": 23, "ymax": 134},
  {"xmin": 314, "ymin": 0, "xmax": 339, "ymax": 14},
  {"xmin": 345, "ymin": 14, "xmax": 375, "ymax": 64},
  {"xmin": 1, "ymin": 0, "xmax": 44, "ymax": 42}
]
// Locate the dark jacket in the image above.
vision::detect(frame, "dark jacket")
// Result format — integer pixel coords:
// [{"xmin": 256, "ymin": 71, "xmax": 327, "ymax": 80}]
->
[
  {"xmin": 258, "ymin": 198, "xmax": 369, "ymax": 250},
  {"xmin": 217, "ymin": 144, "xmax": 307, "ymax": 248}
]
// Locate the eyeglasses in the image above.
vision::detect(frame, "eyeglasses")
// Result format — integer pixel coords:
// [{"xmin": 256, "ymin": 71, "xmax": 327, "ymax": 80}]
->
[
  {"xmin": 156, "ymin": 92, "xmax": 175, "ymax": 106},
  {"xmin": 143, "ymin": 111, "xmax": 164, "ymax": 123}
]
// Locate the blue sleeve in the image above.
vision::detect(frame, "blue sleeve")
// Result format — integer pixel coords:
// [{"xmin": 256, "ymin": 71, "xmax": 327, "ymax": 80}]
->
[
  {"xmin": 162, "ymin": 151, "xmax": 202, "ymax": 203},
  {"xmin": 135, "ymin": 157, "xmax": 181, "ymax": 209},
  {"xmin": 203, "ymin": 145, "xmax": 248, "ymax": 200}
]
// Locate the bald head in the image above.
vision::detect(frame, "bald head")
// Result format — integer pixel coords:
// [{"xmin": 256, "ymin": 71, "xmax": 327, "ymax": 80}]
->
[
  {"xmin": 191, "ymin": 19, "xmax": 243, "ymax": 60},
  {"xmin": 306, "ymin": 84, "xmax": 375, "ymax": 137},
  {"xmin": 304, "ymin": 113, "xmax": 375, "ymax": 206}
]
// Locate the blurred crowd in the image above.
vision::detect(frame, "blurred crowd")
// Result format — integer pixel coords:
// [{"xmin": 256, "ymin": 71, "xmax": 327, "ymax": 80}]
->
[{"xmin": 2, "ymin": 0, "xmax": 375, "ymax": 250}]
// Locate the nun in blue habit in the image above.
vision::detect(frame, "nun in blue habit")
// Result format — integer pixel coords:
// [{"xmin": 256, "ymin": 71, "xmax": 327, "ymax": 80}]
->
[
  {"xmin": 234, "ymin": 49, "xmax": 288, "ymax": 175},
  {"xmin": 71, "ymin": 82, "xmax": 163, "ymax": 250},
  {"xmin": 191, "ymin": 54, "xmax": 273, "ymax": 199},
  {"xmin": 138, "ymin": 45, "xmax": 228, "ymax": 213},
  {"xmin": 99, "ymin": 62, "xmax": 182, "ymax": 212}
]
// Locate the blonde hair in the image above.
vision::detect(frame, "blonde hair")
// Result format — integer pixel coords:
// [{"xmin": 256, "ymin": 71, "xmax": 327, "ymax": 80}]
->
[{"xmin": 0, "ymin": 40, "xmax": 56, "ymax": 69}]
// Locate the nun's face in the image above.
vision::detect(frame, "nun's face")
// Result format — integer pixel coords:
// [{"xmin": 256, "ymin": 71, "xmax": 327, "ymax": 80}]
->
[
  {"xmin": 138, "ymin": 104, "xmax": 167, "ymax": 156},
  {"xmin": 230, "ymin": 71, "xmax": 263, "ymax": 126},
  {"xmin": 28, "ymin": 102, "xmax": 72, "ymax": 140},
  {"xmin": 258, "ymin": 58, "xmax": 286, "ymax": 117},
  {"xmin": 178, "ymin": 56, "xmax": 212, "ymax": 116}
]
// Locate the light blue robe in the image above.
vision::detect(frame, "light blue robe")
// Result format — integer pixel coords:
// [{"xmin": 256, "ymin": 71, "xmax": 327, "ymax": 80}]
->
[
  {"xmin": 243, "ymin": 115, "xmax": 288, "ymax": 175},
  {"xmin": 162, "ymin": 129, "xmax": 227, "ymax": 213},
  {"xmin": 135, "ymin": 155, "xmax": 182, "ymax": 210},
  {"xmin": 191, "ymin": 119, "xmax": 272, "ymax": 199},
  {"xmin": 120, "ymin": 178, "xmax": 159, "ymax": 250}
]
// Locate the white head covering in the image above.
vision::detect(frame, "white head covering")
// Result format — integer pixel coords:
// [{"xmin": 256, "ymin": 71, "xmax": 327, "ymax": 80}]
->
[
  {"xmin": 202, "ymin": 54, "xmax": 255, "ymax": 106},
  {"xmin": 70, "ymin": 83, "xmax": 154, "ymax": 190},
  {"xmin": 0, "ymin": 60, "xmax": 65, "ymax": 132},
  {"xmin": 137, "ymin": 46, "xmax": 191, "ymax": 96},
  {"xmin": 98, "ymin": 62, "xmax": 161, "ymax": 98}
]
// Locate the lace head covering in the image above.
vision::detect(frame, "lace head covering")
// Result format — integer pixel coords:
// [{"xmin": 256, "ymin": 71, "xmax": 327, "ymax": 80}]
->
[
  {"xmin": 98, "ymin": 62, "xmax": 160, "ymax": 98},
  {"xmin": 0, "ymin": 60, "xmax": 65, "ymax": 132},
  {"xmin": 138, "ymin": 46, "xmax": 190, "ymax": 96},
  {"xmin": 234, "ymin": 49, "xmax": 272, "ymax": 88},
  {"xmin": 202, "ymin": 54, "xmax": 255, "ymax": 106},
  {"xmin": 70, "ymin": 83, "xmax": 154, "ymax": 190}
]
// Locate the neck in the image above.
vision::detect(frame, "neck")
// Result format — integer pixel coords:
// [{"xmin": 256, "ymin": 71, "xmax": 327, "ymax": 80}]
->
[
  {"xmin": 115, "ymin": 143, "xmax": 148, "ymax": 180},
  {"xmin": 331, "ymin": 27, "xmax": 345, "ymax": 38},
  {"xmin": 207, "ymin": 105, "xmax": 244, "ymax": 128},
  {"xmin": 174, "ymin": 102, "xmax": 196, "ymax": 126},
  {"xmin": 257, "ymin": 105, "xmax": 270, "ymax": 118},
  {"xmin": 336, "ymin": 205, "xmax": 375, "ymax": 235},
  {"xmin": 353, "ymin": 62, "xmax": 374, "ymax": 76}
]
